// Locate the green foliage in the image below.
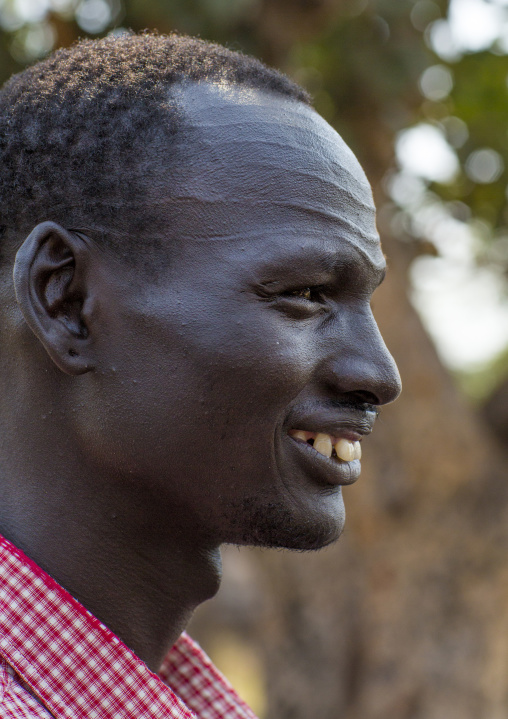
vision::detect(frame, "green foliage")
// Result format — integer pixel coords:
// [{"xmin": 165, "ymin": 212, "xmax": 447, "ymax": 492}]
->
[{"xmin": 450, "ymin": 52, "xmax": 508, "ymax": 229}]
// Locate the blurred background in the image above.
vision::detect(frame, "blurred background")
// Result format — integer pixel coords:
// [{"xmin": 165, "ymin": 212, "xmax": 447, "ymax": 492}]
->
[{"xmin": 2, "ymin": 1, "xmax": 508, "ymax": 717}]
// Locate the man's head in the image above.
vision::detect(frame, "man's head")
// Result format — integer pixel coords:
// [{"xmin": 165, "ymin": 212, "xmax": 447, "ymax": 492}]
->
[{"xmin": 0, "ymin": 34, "xmax": 401, "ymax": 555}]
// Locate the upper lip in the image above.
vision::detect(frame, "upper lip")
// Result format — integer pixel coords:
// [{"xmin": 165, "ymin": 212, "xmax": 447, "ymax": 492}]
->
[{"xmin": 285, "ymin": 404, "xmax": 378, "ymax": 442}]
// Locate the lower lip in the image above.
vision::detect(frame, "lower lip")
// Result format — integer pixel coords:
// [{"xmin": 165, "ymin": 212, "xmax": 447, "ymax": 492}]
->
[{"xmin": 288, "ymin": 436, "xmax": 361, "ymax": 487}]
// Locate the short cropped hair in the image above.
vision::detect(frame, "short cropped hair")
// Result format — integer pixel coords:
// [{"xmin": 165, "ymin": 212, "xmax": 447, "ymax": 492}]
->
[{"xmin": 0, "ymin": 32, "xmax": 310, "ymax": 265}]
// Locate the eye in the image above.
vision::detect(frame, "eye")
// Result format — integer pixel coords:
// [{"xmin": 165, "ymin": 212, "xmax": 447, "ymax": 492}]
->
[
  {"xmin": 256, "ymin": 282, "xmax": 327, "ymax": 318},
  {"xmin": 283, "ymin": 287, "xmax": 322, "ymax": 303}
]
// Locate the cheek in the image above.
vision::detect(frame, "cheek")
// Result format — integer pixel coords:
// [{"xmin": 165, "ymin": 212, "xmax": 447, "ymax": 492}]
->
[
  {"xmin": 186, "ymin": 313, "xmax": 317, "ymax": 412},
  {"xmin": 142, "ymin": 290, "xmax": 318, "ymax": 408},
  {"xmin": 77, "ymin": 300, "xmax": 317, "ymax": 477}
]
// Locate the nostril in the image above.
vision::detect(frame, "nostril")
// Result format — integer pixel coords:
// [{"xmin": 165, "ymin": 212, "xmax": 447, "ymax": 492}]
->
[{"xmin": 346, "ymin": 390, "xmax": 379, "ymax": 407}]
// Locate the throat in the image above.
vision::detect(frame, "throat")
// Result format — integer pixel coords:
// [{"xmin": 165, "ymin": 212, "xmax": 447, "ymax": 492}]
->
[{"xmin": 79, "ymin": 541, "xmax": 223, "ymax": 672}]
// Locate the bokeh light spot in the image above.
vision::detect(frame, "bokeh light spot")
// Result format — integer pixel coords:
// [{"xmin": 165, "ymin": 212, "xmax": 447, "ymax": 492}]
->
[
  {"xmin": 75, "ymin": 0, "xmax": 111, "ymax": 33},
  {"xmin": 396, "ymin": 124, "xmax": 459, "ymax": 183},
  {"xmin": 410, "ymin": 0, "xmax": 441, "ymax": 31},
  {"xmin": 466, "ymin": 148, "xmax": 504, "ymax": 184},
  {"xmin": 419, "ymin": 64, "xmax": 453, "ymax": 101},
  {"xmin": 440, "ymin": 116, "xmax": 469, "ymax": 148}
]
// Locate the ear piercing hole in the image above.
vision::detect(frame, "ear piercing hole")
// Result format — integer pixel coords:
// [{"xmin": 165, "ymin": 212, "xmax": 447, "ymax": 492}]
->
[{"xmin": 68, "ymin": 349, "xmax": 78, "ymax": 357}]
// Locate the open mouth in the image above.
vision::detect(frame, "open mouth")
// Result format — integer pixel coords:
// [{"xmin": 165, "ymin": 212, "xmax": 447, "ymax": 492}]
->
[{"xmin": 289, "ymin": 430, "xmax": 361, "ymax": 462}]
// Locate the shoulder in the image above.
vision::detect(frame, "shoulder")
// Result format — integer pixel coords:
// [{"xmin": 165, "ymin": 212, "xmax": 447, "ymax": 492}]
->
[{"xmin": 0, "ymin": 659, "xmax": 53, "ymax": 719}]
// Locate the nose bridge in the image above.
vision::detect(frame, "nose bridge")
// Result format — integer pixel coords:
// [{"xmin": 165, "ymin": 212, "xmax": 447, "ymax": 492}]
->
[{"xmin": 322, "ymin": 306, "xmax": 401, "ymax": 406}]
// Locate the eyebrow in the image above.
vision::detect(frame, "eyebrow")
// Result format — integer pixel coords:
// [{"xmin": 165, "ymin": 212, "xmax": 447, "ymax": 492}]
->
[
  {"xmin": 254, "ymin": 246, "xmax": 388, "ymax": 293},
  {"xmin": 255, "ymin": 247, "xmax": 341, "ymax": 284}
]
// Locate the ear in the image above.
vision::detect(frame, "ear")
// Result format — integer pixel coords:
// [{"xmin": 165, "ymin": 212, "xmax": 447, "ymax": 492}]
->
[{"xmin": 13, "ymin": 221, "xmax": 97, "ymax": 375}]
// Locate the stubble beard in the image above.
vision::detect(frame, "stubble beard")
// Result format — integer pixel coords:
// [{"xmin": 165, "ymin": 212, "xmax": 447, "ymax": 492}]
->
[{"xmin": 225, "ymin": 495, "xmax": 345, "ymax": 552}]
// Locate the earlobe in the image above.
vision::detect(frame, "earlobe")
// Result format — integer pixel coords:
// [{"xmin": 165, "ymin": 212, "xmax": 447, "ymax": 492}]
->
[{"xmin": 13, "ymin": 221, "xmax": 96, "ymax": 375}]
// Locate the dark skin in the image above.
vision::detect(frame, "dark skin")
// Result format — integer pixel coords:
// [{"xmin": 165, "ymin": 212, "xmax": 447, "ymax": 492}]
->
[{"xmin": 0, "ymin": 82, "xmax": 401, "ymax": 671}]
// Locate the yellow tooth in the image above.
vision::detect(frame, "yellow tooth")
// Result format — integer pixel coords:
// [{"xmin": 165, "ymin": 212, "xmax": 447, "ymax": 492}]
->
[
  {"xmin": 314, "ymin": 433, "xmax": 332, "ymax": 458},
  {"xmin": 291, "ymin": 430, "xmax": 308, "ymax": 442},
  {"xmin": 353, "ymin": 441, "xmax": 362, "ymax": 460},
  {"xmin": 334, "ymin": 438, "xmax": 355, "ymax": 462}
]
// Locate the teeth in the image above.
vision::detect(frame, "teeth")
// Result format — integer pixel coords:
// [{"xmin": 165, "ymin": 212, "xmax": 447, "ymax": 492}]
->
[
  {"xmin": 290, "ymin": 430, "xmax": 362, "ymax": 463},
  {"xmin": 334, "ymin": 438, "xmax": 356, "ymax": 462},
  {"xmin": 314, "ymin": 433, "xmax": 332, "ymax": 458},
  {"xmin": 291, "ymin": 430, "xmax": 308, "ymax": 442},
  {"xmin": 353, "ymin": 441, "xmax": 362, "ymax": 460}
]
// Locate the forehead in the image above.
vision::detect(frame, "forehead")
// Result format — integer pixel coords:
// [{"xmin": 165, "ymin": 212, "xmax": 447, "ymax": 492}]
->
[{"xmin": 155, "ymin": 82, "xmax": 384, "ymax": 270}]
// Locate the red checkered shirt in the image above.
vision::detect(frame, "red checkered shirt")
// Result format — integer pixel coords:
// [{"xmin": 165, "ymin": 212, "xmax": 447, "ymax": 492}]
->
[{"xmin": 0, "ymin": 534, "xmax": 258, "ymax": 719}]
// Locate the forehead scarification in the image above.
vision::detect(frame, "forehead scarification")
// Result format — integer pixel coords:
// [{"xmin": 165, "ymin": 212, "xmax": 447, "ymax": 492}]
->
[{"xmin": 156, "ymin": 82, "xmax": 385, "ymax": 270}]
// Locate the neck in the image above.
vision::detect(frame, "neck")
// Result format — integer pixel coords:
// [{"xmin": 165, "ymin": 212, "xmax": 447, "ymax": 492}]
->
[{"xmin": 0, "ymin": 408, "xmax": 222, "ymax": 672}]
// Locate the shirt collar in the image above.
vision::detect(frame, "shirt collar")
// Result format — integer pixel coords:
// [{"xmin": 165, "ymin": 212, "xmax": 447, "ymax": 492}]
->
[{"xmin": 0, "ymin": 534, "xmax": 257, "ymax": 719}]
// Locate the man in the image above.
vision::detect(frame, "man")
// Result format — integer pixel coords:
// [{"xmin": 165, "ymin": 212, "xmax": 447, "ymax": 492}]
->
[{"xmin": 0, "ymin": 33, "xmax": 401, "ymax": 718}]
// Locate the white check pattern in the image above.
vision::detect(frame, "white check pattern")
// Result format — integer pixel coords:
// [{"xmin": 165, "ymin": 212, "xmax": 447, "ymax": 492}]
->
[{"xmin": 0, "ymin": 534, "xmax": 258, "ymax": 719}]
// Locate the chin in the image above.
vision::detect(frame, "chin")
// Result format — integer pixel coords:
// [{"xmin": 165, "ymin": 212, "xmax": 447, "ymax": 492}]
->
[{"xmin": 227, "ymin": 494, "xmax": 346, "ymax": 551}]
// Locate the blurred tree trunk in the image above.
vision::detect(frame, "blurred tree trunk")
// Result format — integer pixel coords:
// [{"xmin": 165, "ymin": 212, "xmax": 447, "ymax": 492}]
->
[
  {"xmin": 239, "ymin": 2, "xmax": 508, "ymax": 718},
  {"xmin": 483, "ymin": 379, "xmax": 508, "ymax": 445}
]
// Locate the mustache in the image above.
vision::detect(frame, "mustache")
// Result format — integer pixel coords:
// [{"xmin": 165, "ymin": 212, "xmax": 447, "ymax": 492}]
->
[
  {"xmin": 285, "ymin": 398, "xmax": 380, "ymax": 439},
  {"xmin": 327, "ymin": 398, "xmax": 380, "ymax": 417}
]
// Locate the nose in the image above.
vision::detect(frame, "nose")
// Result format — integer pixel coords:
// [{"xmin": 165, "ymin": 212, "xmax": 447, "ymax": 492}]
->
[{"xmin": 319, "ymin": 307, "xmax": 401, "ymax": 407}]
